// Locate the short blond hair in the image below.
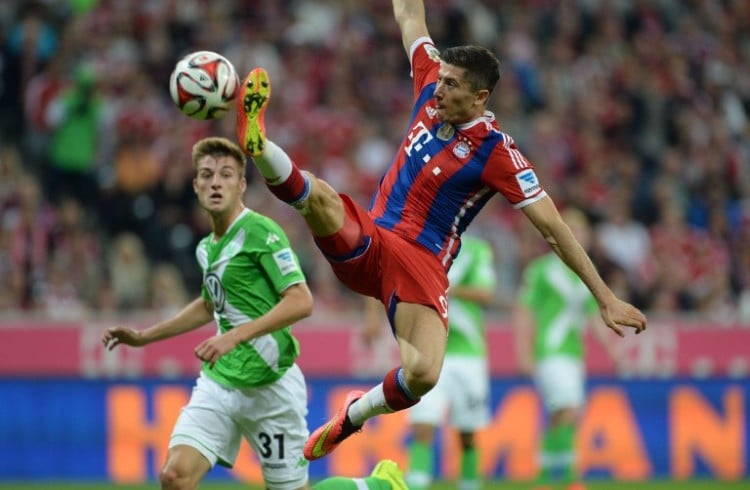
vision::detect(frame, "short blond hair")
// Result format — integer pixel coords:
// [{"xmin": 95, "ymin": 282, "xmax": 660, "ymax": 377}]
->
[{"xmin": 191, "ymin": 136, "xmax": 246, "ymax": 173}]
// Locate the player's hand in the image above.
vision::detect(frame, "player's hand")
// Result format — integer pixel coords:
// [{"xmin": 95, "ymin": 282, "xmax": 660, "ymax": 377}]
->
[
  {"xmin": 599, "ymin": 298, "xmax": 647, "ymax": 337},
  {"xmin": 195, "ymin": 331, "xmax": 240, "ymax": 368},
  {"xmin": 102, "ymin": 326, "xmax": 147, "ymax": 350}
]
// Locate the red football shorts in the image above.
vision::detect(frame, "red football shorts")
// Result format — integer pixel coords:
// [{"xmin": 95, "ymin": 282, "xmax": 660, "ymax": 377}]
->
[{"xmin": 314, "ymin": 194, "xmax": 449, "ymax": 329}]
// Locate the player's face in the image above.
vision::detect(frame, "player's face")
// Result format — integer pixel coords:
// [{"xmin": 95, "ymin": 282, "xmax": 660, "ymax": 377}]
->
[
  {"xmin": 193, "ymin": 155, "xmax": 246, "ymax": 214},
  {"xmin": 434, "ymin": 62, "xmax": 485, "ymax": 124}
]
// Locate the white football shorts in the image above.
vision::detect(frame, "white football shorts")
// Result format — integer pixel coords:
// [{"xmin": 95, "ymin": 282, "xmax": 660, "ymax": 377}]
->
[
  {"xmin": 534, "ymin": 355, "xmax": 585, "ymax": 412},
  {"xmin": 169, "ymin": 364, "xmax": 309, "ymax": 490},
  {"xmin": 408, "ymin": 356, "xmax": 490, "ymax": 431}
]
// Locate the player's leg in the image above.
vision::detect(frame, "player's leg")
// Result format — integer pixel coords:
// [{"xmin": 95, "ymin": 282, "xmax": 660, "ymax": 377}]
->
[
  {"xmin": 163, "ymin": 373, "xmax": 242, "ymax": 489},
  {"xmin": 458, "ymin": 431, "xmax": 480, "ymax": 490},
  {"xmin": 235, "ymin": 67, "xmax": 355, "ymax": 240},
  {"xmin": 534, "ymin": 356, "xmax": 585, "ymax": 489},
  {"xmin": 549, "ymin": 407, "xmax": 580, "ymax": 486},
  {"xmin": 304, "ymin": 304, "xmax": 446, "ymax": 461},
  {"xmin": 346, "ymin": 303, "xmax": 445, "ymax": 426},
  {"xmin": 406, "ymin": 423, "xmax": 438, "ymax": 490},
  {"xmin": 159, "ymin": 445, "xmax": 211, "ymax": 490},
  {"xmin": 315, "ymin": 460, "xmax": 407, "ymax": 490},
  {"xmin": 238, "ymin": 364, "xmax": 311, "ymax": 490},
  {"xmin": 405, "ymin": 374, "xmax": 447, "ymax": 490},
  {"xmin": 391, "ymin": 303, "xmax": 446, "ymax": 395},
  {"xmin": 447, "ymin": 357, "xmax": 491, "ymax": 490},
  {"xmin": 305, "ymin": 239, "xmax": 450, "ymax": 461}
]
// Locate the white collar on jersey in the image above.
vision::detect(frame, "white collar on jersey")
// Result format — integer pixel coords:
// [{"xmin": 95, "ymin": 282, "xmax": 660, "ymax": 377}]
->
[{"xmin": 455, "ymin": 110, "xmax": 496, "ymax": 130}]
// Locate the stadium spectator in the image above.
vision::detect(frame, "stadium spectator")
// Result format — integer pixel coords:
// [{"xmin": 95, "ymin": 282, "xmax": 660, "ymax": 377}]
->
[{"xmin": 0, "ymin": 0, "xmax": 746, "ymax": 317}]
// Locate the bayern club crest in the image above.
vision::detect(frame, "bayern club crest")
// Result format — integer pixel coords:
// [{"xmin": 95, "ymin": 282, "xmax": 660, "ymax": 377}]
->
[{"xmin": 453, "ymin": 141, "xmax": 471, "ymax": 158}]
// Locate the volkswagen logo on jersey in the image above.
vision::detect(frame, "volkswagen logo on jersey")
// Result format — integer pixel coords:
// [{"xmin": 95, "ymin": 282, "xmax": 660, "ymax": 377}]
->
[
  {"xmin": 515, "ymin": 168, "xmax": 541, "ymax": 197},
  {"xmin": 205, "ymin": 272, "xmax": 226, "ymax": 313}
]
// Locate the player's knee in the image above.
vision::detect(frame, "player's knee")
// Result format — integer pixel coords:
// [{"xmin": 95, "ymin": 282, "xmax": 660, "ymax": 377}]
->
[
  {"xmin": 302, "ymin": 176, "xmax": 347, "ymax": 236},
  {"xmin": 305, "ymin": 174, "xmax": 339, "ymax": 208},
  {"xmin": 403, "ymin": 365, "xmax": 440, "ymax": 396},
  {"xmin": 159, "ymin": 467, "xmax": 191, "ymax": 490}
]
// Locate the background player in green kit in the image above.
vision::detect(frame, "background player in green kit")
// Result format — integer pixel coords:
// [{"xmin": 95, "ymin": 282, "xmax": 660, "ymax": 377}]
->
[
  {"xmin": 513, "ymin": 208, "xmax": 622, "ymax": 490},
  {"xmin": 102, "ymin": 137, "xmax": 407, "ymax": 490},
  {"xmin": 405, "ymin": 235, "xmax": 497, "ymax": 490}
]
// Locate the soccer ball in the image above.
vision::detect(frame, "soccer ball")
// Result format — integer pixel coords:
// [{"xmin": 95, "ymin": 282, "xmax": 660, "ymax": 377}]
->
[{"xmin": 169, "ymin": 50, "xmax": 240, "ymax": 120}]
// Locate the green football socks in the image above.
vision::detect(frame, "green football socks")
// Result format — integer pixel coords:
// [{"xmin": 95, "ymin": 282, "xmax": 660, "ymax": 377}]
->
[
  {"xmin": 313, "ymin": 476, "xmax": 390, "ymax": 489},
  {"xmin": 459, "ymin": 446, "xmax": 480, "ymax": 490},
  {"xmin": 538, "ymin": 422, "xmax": 577, "ymax": 484},
  {"xmin": 406, "ymin": 441, "xmax": 433, "ymax": 490}
]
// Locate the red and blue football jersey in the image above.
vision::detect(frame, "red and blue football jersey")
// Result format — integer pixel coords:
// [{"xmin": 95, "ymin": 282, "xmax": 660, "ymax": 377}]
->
[{"xmin": 368, "ymin": 38, "xmax": 546, "ymax": 269}]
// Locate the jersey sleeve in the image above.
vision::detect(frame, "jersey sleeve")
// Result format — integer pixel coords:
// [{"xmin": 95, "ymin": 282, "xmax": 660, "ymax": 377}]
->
[
  {"xmin": 256, "ymin": 220, "xmax": 307, "ymax": 294},
  {"xmin": 481, "ymin": 133, "xmax": 546, "ymax": 208},
  {"xmin": 409, "ymin": 37, "xmax": 441, "ymax": 100}
]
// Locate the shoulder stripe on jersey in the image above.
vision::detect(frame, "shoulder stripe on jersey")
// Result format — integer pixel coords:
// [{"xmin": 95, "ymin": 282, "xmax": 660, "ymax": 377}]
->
[{"xmin": 502, "ymin": 133, "xmax": 527, "ymax": 170}]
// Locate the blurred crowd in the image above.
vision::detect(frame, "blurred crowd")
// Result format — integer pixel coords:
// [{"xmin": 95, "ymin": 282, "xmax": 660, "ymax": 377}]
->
[{"xmin": 1, "ymin": 0, "xmax": 749, "ymax": 322}]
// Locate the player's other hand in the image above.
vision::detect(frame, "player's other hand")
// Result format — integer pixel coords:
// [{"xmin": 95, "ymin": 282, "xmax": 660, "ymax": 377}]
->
[
  {"xmin": 102, "ymin": 326, "xmax": 147, "ymax": 350},
  {"xmin": 600, "ymin": 298, "xmax": 647, "ymax": 337},
  {"xmin": 195, "ymin": 331, "xmax": 240, "ymax": 368}
]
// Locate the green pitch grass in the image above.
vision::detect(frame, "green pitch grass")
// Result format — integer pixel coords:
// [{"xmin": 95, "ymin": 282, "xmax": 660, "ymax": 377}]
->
[{"xmin": 0, "ymin": 481, "xmax": 746, "ymax": 489}]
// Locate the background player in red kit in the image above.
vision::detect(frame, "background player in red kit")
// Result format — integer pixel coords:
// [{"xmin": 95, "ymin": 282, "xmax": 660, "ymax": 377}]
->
[{"xmin": 235, "ymin": 0, "xmax": 647, "ymax": 461}]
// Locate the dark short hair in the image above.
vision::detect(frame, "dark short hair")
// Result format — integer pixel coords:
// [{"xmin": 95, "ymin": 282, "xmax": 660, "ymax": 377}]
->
[
  {"xmin": 191, "ymin": 136, "xmax": 246, "ymax": 173},
  {"xmin": 441, "ymin": 45, "xmax": 500, "ymax": 94}
]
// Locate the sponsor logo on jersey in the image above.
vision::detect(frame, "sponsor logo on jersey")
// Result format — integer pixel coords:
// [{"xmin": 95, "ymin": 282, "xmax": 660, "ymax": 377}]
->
[
  {"xmin": 273, "ymin": 248, "xmax": 299, "ymax": 275},
  {"xmin": 426, "ymin": 106, "xmax": 438, "ymax": 119},
  {"xmin": 515, "ymin": 169, "xmax": 541, "ymax": 197},
  {"xmin": 204, "ymin": 272, "xmax": 226, "ymax": 313},
  {"xmin": 453, "ymin": 141, "xmax": 471, "ymax": 158}
]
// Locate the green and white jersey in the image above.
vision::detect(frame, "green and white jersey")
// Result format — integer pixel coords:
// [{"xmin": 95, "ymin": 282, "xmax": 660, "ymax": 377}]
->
[
  {"xmin": 446, "ymin": 236, "xmax": 496, "ymax": 358},
  {"xmin": 196, "ymin": 208, "xmax": 306, "ymax": 388},
  {"xmin": 518, "ymin": 253, "xmax": 598, "ymax": 361}
]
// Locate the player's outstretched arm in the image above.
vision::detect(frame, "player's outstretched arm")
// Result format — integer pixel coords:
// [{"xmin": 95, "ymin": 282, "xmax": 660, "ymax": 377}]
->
[
  {"xmin": 392, "ymin": 0, "xmax": 430, "ymax": 55},
  {"xmin": 101, "ymin": 297, "xmax": 213, "ymax": 350},
  {"xmin": 521, "ymin": 196, "xmax": 647, "ymax": 336},
  {"xmin": 194, "ymin": 283, "xmax": 313, "ymax": 367}
]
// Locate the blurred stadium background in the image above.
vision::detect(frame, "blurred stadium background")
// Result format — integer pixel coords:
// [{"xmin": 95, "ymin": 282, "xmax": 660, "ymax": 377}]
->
[{"xmin": 1, "ymin": 0, "xmax": 749, "ymax": 488}]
